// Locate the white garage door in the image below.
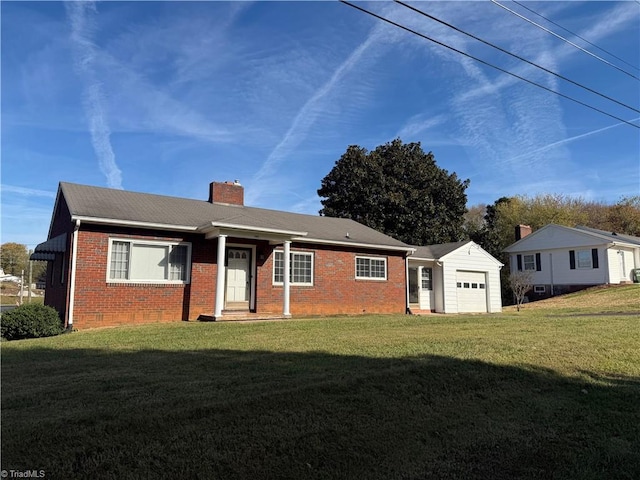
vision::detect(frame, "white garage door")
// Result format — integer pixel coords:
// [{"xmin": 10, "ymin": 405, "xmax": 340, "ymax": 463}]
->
[{"xmin": 456, "ymin": 271, "xmax": 487, "ymax": 313}]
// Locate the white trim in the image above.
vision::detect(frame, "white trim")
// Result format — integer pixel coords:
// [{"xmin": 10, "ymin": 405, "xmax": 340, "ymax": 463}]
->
[
  {"xmin": 283, "ymin": 241, "xmax": 291, "ymax": 317},
  {"xmin": 438, "ymin": 241, "xmax": 504, "ymax": 266},
  {"xmin": 201, "ymin": 221, "xmax": 307, "ymax": 237},
  {"xmin": 214, "ymin": 235, "xmax": 227, "ymax": 318},
  {"xmin": 72, "ymin": 215, "xmax": 198, "ymax": 232},
  {"xmin": 70, "ymin": 215, "xmax": 416, "ymax": 254},
  {"xmin": 273, "ymin": 249, "xmax": 315, "ymax": 286},
  {"xmin": 67, "ymin": 219, "xmax": 81, "ymax": 327},
  {"xmin": 293, "ymin": 236, "xmax": 414, "ymax": 253},
  {"xmin": 355, "ymin": 255, "xmax": 387, "ymax": 281},
  {"xmin": 106, "ymin": 237, "xmax": 192, "ymax": 284}
]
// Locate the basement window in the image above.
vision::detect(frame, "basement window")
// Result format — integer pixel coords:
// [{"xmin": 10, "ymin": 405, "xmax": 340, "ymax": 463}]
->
[{"xmin": 534, "ymin": 285, "xmax": 546, "ymax": 293}]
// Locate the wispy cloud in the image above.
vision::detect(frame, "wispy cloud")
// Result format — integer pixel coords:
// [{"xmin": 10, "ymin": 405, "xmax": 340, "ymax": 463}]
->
[
  {"xmin": 0, "ymin": 185, "xmax": 56, "ymax": 198},
  {"xmin": 499, "ymin": 118, "xmax": 640, "ymax": 166},
  {"xmin": 395, "ymin": 114, "xmax": 447, "ymax": 141},
  {"xmin": 66, "ymin": 1, "xmax": 122, "ymax": 189},
  {"xmin": 245, "ymin": 27, "xmax": 384, "ymax": 205}
]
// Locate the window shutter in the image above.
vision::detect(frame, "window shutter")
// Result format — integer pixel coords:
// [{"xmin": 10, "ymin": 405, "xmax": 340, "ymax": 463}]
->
[
  {"xmin": 569, "ymin": 250, "xmax": 576, "ymax": 270},
  {"xmin": 592, "ymin": 248, "xmax": 599, "ymax": 269},
  {"xmin": 535, "ymin": 253, "xmax": 541, "ymax": 271},
  {"xmin": 517, "ymin": 254, "xmax": 522, "ymax": 271}
]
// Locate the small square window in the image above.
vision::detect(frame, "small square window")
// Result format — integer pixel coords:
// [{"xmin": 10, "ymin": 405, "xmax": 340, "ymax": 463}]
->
[
  {"xmin": 523, "ymin": 254, "xmax": 535, "ymax": 271},
  {"xmin": 576, "ymin": 250, "xmax": 592, "ymax": 269}
]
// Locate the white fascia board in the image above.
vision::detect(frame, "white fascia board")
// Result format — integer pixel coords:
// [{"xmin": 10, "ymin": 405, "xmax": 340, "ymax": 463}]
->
[
  {"xmin": 609, "ymin": 241, "xmax": 640, "ymax": 249},
  {"xmin": 294, "ymin": 236, "xmax": 415, "ymax": 254},
  {"xmin": 200, "ymin": 222, "xmax": 308, "ymax": 238},
  {"xmin": 408, "ymin": 256, "xmax": 436, "ymax": 262},
  {"xmin": 71, "ymin": 215, "xmax": 198, "ymax": 232},
  {"xmin": 439, "ymin": 241, "xmax": 504, "ymax": 266}
]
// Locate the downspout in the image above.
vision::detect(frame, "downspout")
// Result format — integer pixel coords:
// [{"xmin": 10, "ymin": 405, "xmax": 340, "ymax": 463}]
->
[
  {"xmin": 67, "ymin": 219, "xmax": 81, "ymax": 330},
  {"xmin": 549, "ymin": 253, "xmax": 554, "ymax": 296},
  {"xmin": 405, "ymin": 255, "xmax": 410, "ymax": 314}
]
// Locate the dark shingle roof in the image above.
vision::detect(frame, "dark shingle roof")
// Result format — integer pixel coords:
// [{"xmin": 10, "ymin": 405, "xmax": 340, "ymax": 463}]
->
[
  {"xmin": 59, "ymin": 182, "xmax": 411, "ymax": 250},
  {"xmin": 575, "ymin": 225, "xmax": 640, "ymax": 246}
]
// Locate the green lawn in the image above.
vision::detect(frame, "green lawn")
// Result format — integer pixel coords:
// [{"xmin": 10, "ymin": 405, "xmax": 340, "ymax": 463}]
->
[{"xmin": 2, "ymin": 303, "xmax": 639, "ymax": 478}]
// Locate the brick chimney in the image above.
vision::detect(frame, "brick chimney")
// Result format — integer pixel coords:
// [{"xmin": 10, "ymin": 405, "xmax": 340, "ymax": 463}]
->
[
  {"xmin": 515, "ymin": 224, "xmax": 532, "ymax": 241},
  {"xmin": 208, "ymin": 180, "xmax": 244, "ymax": 206}
]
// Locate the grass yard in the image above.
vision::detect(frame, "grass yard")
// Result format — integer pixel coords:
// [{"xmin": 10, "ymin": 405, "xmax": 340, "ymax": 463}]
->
[{"xmin": 2, "ymin": 286, "xmax": 639, "ymax": 479}]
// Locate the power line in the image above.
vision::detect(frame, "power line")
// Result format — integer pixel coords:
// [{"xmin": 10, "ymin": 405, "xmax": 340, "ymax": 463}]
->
[
  {"xmin": 512, "ymin": 0, "xmax": 640, "ymax": 72},
  {"xmin": 395, "ymin": 0, "xmax": 639, "ymax": 114},
  {"xmin": 491, "ymin": 0, "xmax": 640, "ymax": 81},
  {"xmin": 339, "ymin": 1, "xmax": 639, "ymax": 129}
]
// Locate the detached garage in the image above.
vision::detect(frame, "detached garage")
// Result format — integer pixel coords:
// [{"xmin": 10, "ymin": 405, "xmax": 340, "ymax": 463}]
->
[{"xmin": 408, "ymin": 241, "xmax": 503, "ymax": 314}]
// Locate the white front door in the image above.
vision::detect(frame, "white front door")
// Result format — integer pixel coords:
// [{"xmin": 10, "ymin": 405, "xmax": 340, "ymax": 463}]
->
[
  {"xmin": 618, "ymin": 251, "xmax": 626, "ymax": 282},
  {"xmin": 226, "ymin": 249, "xmax": 250, "ymax": 304}
]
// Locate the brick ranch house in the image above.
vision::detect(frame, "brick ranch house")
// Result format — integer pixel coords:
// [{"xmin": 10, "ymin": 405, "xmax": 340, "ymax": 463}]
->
[{"xmin": 32, "ymin": 181, "xmax": 416, "ymax": 329}]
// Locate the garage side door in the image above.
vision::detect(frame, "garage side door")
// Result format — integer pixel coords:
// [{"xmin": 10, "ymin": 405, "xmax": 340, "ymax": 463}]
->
[{"xmin": 456, "ymin": 271, "xmax": 487, "ymax": 313}]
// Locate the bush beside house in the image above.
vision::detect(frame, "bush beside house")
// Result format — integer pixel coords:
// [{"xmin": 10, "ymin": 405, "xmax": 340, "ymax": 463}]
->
[{"xmin": 1, "ymin": 304, "xmax": 64, "ymax": 340}]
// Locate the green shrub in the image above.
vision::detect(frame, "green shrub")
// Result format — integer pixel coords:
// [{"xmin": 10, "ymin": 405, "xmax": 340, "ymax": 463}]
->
[{"xmin": 1, "ymin": 304, "xmax": 63, "ymax": 340}]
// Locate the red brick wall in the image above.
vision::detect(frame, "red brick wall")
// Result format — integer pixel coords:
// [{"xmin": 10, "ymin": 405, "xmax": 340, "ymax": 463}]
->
[
  {"xmin": 43, "ymin": 194, "xmax": 73, "ymax": 325},
  {"xmin": 256, "ymin": 244, "xmax": 407, "ymax": 316},
  {"xmin": 71, "ymin": 226, "xmax": 219, "ymax": 329},
  {"xmin": 65, "ymin": 225, "xmax": 407, "ymax": 328}
]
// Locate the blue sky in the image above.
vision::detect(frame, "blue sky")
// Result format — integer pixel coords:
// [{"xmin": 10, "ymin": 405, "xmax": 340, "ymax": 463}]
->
[{"xmin": 2, "ymin": 1, "xmax": 639, "ymax": 249}]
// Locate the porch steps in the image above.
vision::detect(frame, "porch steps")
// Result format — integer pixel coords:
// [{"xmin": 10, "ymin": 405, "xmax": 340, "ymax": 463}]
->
[
  {"xmin": 197, "ymin": 311, "xmax": 288, "ymax": 322},
  {"xmin": 408, "ymin": 308, "xmax": 433, "ymax": 316}
]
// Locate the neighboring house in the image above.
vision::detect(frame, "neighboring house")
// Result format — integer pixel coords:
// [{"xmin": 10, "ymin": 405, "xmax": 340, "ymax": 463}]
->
[
  {"xmin": 0, "ymin": 268, "xmax": 22, "ymax": 283},
  {"xmin": 32, "ymin": 181, "xmax": 416, "ymax": 329},
  {"xmin": 504, "ymin": 224, "xmax": 640, "ymax": 299},
  {"xmin": 408, "ymin": 241, "xmax": 503, "ymax": 314}
]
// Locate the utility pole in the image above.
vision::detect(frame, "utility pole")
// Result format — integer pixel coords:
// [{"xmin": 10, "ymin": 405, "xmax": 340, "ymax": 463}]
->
[
  {"xmin": 28, "ymin": 250, "xmax": 33, "ymax": 303},
  {"xmin": 19, "ymin": 269, "xmax": 24, "ymax": 306}
]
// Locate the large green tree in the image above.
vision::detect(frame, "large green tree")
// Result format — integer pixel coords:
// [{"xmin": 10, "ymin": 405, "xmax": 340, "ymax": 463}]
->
[
  {"xmin": 318, "ymin": 139, "xmax": 469, "ymax": 245},
  {"xmin": 0, "ymin": 243, "xmax": 47, "ymax": 281},
  {"xmin": 1, "ymin": 243, "xmax": 30, "ymax": 275}
]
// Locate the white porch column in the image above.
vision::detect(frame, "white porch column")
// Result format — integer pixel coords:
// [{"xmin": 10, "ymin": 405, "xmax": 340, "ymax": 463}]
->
[
  {"xmin": 283, "ymin": 240, "xmax": 291, "ymax": 317},
  {"xmin": 417, "ymin": 265, "xmax": 423, "ymax": 306},
  {"xmin": 214, "ymin": 234, "xmax": 227, "ymax": 318}
]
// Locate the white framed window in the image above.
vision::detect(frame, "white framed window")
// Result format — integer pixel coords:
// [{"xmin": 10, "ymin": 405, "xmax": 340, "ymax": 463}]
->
[
  {"xmin": 421, "ymin": 268, "xmax": 433, "ymax": 290},
  {"xmin": 534, "ymin": 285, "xmax": 545, "ymax": 293},
  {"xmin": 355, "ymin": 256, "xmax": 387, "ymax": 280},
  {"xmin": 576, "ymin": 249, "xmax": 592, "ymax": 269},
  {"xmin": 523, "ymin": 254, "xmax": 536, "ymax": 271},
  {"xmin": 107, "ymin": 239, "xmax": 191, "ymax": 283},
  {"xmin": 273, "ymin": 251, "xmax": 314, "ymax": 286}
]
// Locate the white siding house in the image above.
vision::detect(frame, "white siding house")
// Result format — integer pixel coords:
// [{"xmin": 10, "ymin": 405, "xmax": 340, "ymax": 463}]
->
[
  {"xmin": 408, "ymin": 241, "xmax": 503, "ymax": 314},
  {"xmin": 504, "ymin": 224, "xmax": 640, "ymax": 298}
]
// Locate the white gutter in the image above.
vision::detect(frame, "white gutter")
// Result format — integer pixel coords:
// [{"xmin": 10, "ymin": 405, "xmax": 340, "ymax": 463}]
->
[
  {"xmin": 71, "ymin": 215, "xmax": 198, "ymax": 232},
  {"xmin": 294, "ymin": 236, "xmax": 415, "ymax": 254},
  {"xmin": 67, "ymin": 219, "xmax": 81, "ymax": 329},
  {"xmin": 200, "ymin": 221, "xmax": 307, "ymax": 237}
]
